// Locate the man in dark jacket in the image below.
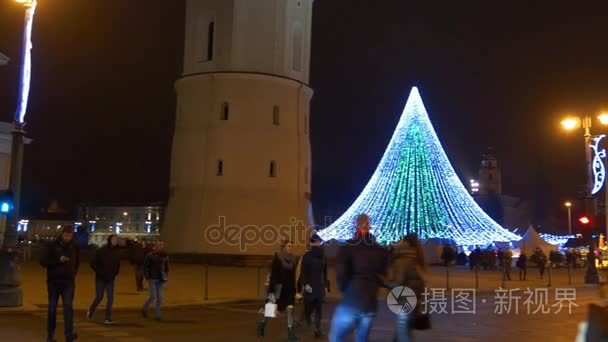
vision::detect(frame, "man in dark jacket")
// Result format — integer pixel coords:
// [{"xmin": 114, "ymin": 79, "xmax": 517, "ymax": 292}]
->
[
  {"xmin": 40, "ymin": 226, "xmax": 80, "ymax": 342},
  {"xmin": 329, "ymin": 214, "xmax": 389, "ymax": 342},
  {"xmin": 142, "ymin": 241, "xmax": 169, "ymax": 320},
  {"xmin": 129, "ymin": 240, "xmax": 147, "ymax": 291},
  {"xmin": 87, "ymin": 234, "xmax": 120, "ymax": 325},
  {"xmin": 299, "ymin": 233, "xmax": 330, "ymax": 338}
]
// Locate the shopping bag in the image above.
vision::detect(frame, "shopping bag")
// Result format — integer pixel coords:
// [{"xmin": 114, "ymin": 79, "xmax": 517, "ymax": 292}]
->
[{"xmin": 264, "ymin": 302, "xmax": 278, "ymax": 318}]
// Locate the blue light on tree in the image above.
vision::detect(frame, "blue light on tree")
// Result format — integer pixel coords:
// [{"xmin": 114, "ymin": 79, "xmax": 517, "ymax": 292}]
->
[{"xmin": 318, "ymin": 87, "xmax": 521, "ymax": 246}]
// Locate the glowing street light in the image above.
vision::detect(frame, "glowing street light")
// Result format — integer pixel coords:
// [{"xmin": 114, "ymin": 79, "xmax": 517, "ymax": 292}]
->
[
  {"xmin": 598, "ymin": 113, "xmax": 608, "ymax": 126},
  {"xmin": 561, "ymin": 117, "xmax": 581, "ymax": 131}
]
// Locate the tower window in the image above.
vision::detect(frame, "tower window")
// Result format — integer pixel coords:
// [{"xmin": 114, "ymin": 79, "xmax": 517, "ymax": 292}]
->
[
  {"xmin": 269, "ymin": 161, "xmax": 277, "ymax": 178},
  {"xmin": 292, "ymin": 26, "xmax": 303, "ymax": 72},
  {"xmin": 273, "ymin": 106, "xmax": 280, "ymax": 126},
  {"xmin": 221, "ymin": 102, "xmax": 229, "ymax": 120},
  {"xmin": 217, "ymin": 160, "xmax": 224, "ymax": 176},
  {"xmin": 207, "ymin": 21, "xmax": 215, "ymax": 61}
]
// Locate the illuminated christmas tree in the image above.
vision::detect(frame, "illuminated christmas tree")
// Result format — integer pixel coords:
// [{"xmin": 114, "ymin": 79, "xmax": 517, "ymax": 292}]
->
[{"xmin": 318, "ymin": 87, "xmax": 520, "ymax": 246}]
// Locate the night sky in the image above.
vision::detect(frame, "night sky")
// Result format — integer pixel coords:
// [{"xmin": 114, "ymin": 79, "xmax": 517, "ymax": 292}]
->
[{"xmin": 1, "ymin": 1, "xmax": 608, "ymax": 228}]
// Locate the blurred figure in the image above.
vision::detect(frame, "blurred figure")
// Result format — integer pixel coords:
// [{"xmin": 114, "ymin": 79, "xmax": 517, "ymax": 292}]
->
[
  {"xmin": 258, "ymin": 239, "xmax": 299, "ymax": 341},
  {"xmin": 517, "ymin": 253, "xmax": 528, "ymax": 280},
  {"xmin": 142, "ymin": 241, "xmax": 169, "ymax": 320},
  {"xmin": 40, "ymin": 226, "xmax": 80, "ymax": 342},
  {"xmin": 329, "ymin": 214, "xmax": 389, "ymax": 342},
  {"xmin": 387, "ymin": 234, "xmax": 427, "ymax": 342},
  {"xmin": 469, "ymin": 247, "xmax": 481, "ymax": 271},
  {"xmin": 87, "ymin": 234, "xmax": 121, "ymax": 325},
  {"xmin": 299, "ymin": 233, "xmax": 330, "ymax": 338},
  {"xmin": 129, "ymin": 240, "xmax": 147, "ymax": 291}
]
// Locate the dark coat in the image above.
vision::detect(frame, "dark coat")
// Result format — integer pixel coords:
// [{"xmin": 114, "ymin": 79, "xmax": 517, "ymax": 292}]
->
[
  {"xmin": 268, "ymin": 253, "xmax": 298, "ymax": 310},
  {"xmin": 144, "ymin": 251, "xmax": 169, "ymax": 281},
  {"xmin": 40, "ymin": 236, "xmax": 80, "ymax": 283},
  {"xmin": 90, "ymin": 241, "xmax": 121, "ymax": 281},
  {"xmin": 129, "ymin": 242, "xmax": 146, "ymax": 265},
  {"xmin": 299, "ymin": 246, "xmax": 329, "ymax": 301},
  {"xmin": 336, "ymin": 234, "xmax": 389, "ymax": 313}
]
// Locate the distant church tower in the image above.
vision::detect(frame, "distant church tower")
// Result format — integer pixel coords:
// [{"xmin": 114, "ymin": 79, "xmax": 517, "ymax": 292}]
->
[
  {"xmin": 478, "ymin": 148, "xmax": 502, "ymax": 195},
  {"xmin": 163, "ymin": 0, "xmax": 314, "ymax": 255}
]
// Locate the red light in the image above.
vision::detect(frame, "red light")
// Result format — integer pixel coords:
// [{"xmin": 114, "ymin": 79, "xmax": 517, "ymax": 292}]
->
[{"xmin": 579, "ymin": 216, "xmax": 591, "ymax": 225}]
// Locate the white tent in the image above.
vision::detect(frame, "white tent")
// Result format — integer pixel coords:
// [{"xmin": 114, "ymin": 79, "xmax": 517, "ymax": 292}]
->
[{"xmin": 514, "ymin": 226, "xmax": 557, "ymax": 256}]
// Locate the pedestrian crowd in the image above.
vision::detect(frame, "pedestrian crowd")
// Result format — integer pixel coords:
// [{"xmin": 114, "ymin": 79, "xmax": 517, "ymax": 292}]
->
[{"xmin": 39, "ymin": 225, "xmax": 169, "ymax": 342}]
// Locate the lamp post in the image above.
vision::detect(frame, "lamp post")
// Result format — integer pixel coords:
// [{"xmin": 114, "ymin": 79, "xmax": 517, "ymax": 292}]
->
[
  {"xmin": 561, "ymin": 113, "xmax": 608, "ymax": 238},
  {"xmin": 0, "ymin": 0, "xmax": 37, "ymax": 307},
  {"xmin": 565, "ymin": 201, "xmax": 573, "ymax": 235}
]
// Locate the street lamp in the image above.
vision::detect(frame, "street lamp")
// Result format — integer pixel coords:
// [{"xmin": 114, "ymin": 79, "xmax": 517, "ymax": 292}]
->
[
  {"xmin": 565, "ymin": 201, "xmax": 573, "ymax": 235},
  {"xmin": 0, "ymin": 0, "xmax": 38, "ymax": 307},
  {"xmin": 561, "ymin": 113, "xmax": 608, "ymax": 239}
]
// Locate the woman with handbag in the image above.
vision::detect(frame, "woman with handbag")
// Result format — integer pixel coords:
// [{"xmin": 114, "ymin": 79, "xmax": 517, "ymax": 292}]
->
[
  {"xmin": 257, "ymin": 239, "xmax": 299, "ymax": 341},
  {"xmin": 387, "ymin": 234, "xmax": 429, "ymax": 342}
]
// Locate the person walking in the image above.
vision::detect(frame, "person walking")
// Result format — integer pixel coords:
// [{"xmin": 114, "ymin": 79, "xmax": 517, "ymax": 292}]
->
[
  {"xmin": 87, "ymin": 234, "xmax": 121, "ymax": 325},
  {"xmin": 386, "ymin": 233, "xmax": 427, "ymax": 342},
  {"xmin": 142, "ymin": 241, "xmax": 169, "ymax": 320},
  {"xmin": 503, "ymin": 250, "xmax": 512, "ymax": 281},
  {"xmin": 329, "ymin": 214, "xmax": 389, "ymax": 342},
  {"xmin": 129, "ymin": 240, "xmax": 147, "ymax": 292},
  {"xmin": 257, "ymin": 239, "xmax": 300, "ymax": 341},
  {"xmin": 40, "ymin": 225, "xmax": 80, "ymax": 342},
  {"xmin": 536, "ymin": 249, "xmax": 547, "ymax": 279},
  {"xmin": 517, "ymin": 253, "xmax": 528, "ymax": 280},
  {"xmin": 299, "ymin": 234, "xmax": 330, "ymax": 339}
]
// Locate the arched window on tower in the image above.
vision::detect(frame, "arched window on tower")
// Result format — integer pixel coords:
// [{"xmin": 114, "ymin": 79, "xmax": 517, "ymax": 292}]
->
[
  {"xmin": 269, "ymin": 161, "xmax": 277, "ymax": 178},
  {"xmin": 207, "ymin": 21, "xmax": 215, "ymax": 61},
  {"xmin": 273, "ymin": 106, "xmax": 280, "ymax": 126},
  {"xmin": 292, "ymin": 25, "xmax": 303, "ymax": 72},
  {"xmin": 221, "ymin": 102, "xmax": 229, "ymax": 120},
  {"xmin": 217, "ymin": 160, "xmax": 224, "ymax": 176}
]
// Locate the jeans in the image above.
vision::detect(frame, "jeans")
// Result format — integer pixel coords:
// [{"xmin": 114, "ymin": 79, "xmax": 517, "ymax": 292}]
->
[
  {"xmin": 329, "ymin": 304, "xmax": 375, "ymax": 342},
  {"xmin": 134, "ymin": 264, "xmax": 144, "ymax": 291},
  {"xmin": 304, "ymin": 298, "xmax": 323, "ymax": 332},
  {"xmin": 143, "ymin": 279, "xmax": 165, "ymax": 319},
  {"xmin": 395, "ymin": 313, "xmax": 410, "ymax": 342},
  {"xmin": 47, "ymin": 280, "xmax": 75, "ymax": 341},
  {"xmin": 89, "ymin": 277, "xmax": 115, "ymax": 320}
]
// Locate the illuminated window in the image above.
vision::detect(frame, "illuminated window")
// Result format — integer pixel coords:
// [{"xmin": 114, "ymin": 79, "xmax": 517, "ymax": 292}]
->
[{"xmin": 270, "ymin": 161, "xmax": 277, "ymax": 178}]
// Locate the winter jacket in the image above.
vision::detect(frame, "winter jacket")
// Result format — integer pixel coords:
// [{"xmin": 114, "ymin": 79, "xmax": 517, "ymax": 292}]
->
[
  {"xmin": 90, "ymin": 243, "xmax": 121, "ymax": 282},
  {"xmin": 144, "ymin": 251, "xmax": 169, "ymax": 281},
  {"xmin": 40, "ymin": 236, "xmax": 80, "ymax": 283},
  {"xmin": 336, "ymin": 234, "xmax": 389, "ymax": 313},
  {"xmin": 299, "ymin": 246, "xmax": 329, "ymax": 301},
  {"xmin": 129, "ymin": 243, "xmax": 146, "ymax": 265},
  {"xmin": 268, "ymin": 252, "xmax": 298, "ymax": 310}
]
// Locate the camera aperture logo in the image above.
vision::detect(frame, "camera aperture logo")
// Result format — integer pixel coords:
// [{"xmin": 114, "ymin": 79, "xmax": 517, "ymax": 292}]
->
[{"xmin": 387, "ymin": 286, "xmax": 417, "ymax": 315}]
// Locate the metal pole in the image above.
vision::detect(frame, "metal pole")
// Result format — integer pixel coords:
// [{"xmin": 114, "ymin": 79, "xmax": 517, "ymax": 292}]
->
[
  {"xmin": 568, "ymin": 206, "xmax": 572, "ymax": 236},
  {"xmin": 568, "ymin": 262, "xmax": 572, "ymax": 286},
  {"xmin": 475, "ymin": 265, "xmax": 479, "ymax": 289},
  {"xmin": 605, "ymin": 155, "xmax": 608, "ymax": 238},
  {"xmin": 204, "ymin": 264, "xmax": 209, "ymax": 301},
  {"xmin": 4, "ymin": 127, "xmax": 25, "ymax": 248},
  {"xmin": 256, "ymin": 267, "xmax": 261, "ymax": 298},
  {"xmin": 584, "ymin": 120, "xmax": 594, "ymax": 215}
]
